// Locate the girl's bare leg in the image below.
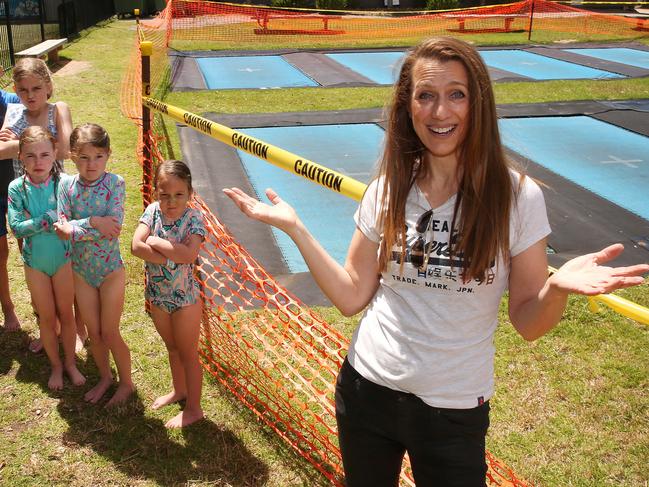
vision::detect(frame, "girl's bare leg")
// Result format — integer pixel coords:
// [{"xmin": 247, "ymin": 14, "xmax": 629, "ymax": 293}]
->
[
  {"xmin": 149, "ymin": 304, "xmax": 186, "ymax": 409},
  {"xmin": 74, "ymin": 299, "xmax": 87, "ymax": 353},
  {"xmin": 52, "ymin": 263, "xmax": 85, "ymax": 386},
  {"xmin": 166, "ymin": 302, "xmax": 203, "ymax": 428},
  {"xmin": 74, "ymin": 272, "xmax": 112, "ymax": 403},
  {"xmin": 25, "ymin": 267, "xmax": 63, "ymax": 390},
  {"xmin": 100, "ymin": 268, "xmax": 134, "ymax": 407},
  {"xmin": 0, "ymin": 235, "xmax": 20, "ymax": 331}
]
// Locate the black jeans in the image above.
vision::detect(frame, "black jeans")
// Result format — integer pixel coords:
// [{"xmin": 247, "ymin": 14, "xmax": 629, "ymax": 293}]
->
[{"xmin": 335, "ymin": 359, "xmax": 489, "ymax": 487}]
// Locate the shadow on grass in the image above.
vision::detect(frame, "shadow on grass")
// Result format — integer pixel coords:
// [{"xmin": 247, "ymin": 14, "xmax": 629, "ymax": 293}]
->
[
  {"xmin": 204, "ymin": 374, "xmax": 331, "ymax": 487},
  {"xmin": 56, "ymin": 392, "xmax": 270, "ymax": 486},
  {"xmin": 0, "ymin": 326, "xmax": 62, "ymax": 394}
]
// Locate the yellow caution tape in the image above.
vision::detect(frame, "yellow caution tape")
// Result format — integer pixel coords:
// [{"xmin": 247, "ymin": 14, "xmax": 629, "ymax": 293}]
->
[{"xmin": 143, "ymin": 97, "xmax": 367, "ymax": 202}]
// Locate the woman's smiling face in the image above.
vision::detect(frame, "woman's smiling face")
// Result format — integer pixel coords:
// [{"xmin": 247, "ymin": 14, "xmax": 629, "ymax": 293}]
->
[{"xmin": 409, "ymin": 58, "xmax": 470, "ymax": 165}]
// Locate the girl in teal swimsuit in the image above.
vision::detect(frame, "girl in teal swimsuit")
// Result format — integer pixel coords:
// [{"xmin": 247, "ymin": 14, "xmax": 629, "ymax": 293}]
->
[
  {"xmin": 54, "ymin": 124, "xmax": 134, "ymax": 407},
  {"xmin": 8, "ymin": 126, "xmax": 85, "ymax": 391},
  {"xmin": 131, "ymin": 160, "xmax": 206, "ymax": 428}
]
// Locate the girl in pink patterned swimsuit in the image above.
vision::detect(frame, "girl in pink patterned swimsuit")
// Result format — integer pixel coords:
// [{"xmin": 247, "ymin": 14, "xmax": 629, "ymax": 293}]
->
[
  {"xmin": 131, "ymin": 160, "xmax": 205, "ymax": 428},
  {"xmin": 55, "ymin": 123, "xmax": 134, "ymax": 407}
]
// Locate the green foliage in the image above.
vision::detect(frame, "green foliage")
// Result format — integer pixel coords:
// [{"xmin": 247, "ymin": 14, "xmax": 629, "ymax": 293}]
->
[
  {"xmin": 270, "ymin": 0, "xmax": 311, "ymax": 7},
  {"xmin": 316, "ymin": 0, "xmax": 347, "ymax": 9},
  {"xmin": 426, "ymin": 0, "xmax": 460, "ymax": 10}
]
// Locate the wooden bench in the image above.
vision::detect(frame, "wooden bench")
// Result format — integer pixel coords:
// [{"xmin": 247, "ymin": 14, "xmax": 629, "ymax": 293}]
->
[
  {"xmin": 443, "ymin": 14, "xmax": 526, "ymax": 34},
  {"xmin": 253, "ymin": 12, "xmax": 344, "ymax": 35},
  {"xmin": 16, "ymin": 38, "xmax": 67, "ymax": 63}
]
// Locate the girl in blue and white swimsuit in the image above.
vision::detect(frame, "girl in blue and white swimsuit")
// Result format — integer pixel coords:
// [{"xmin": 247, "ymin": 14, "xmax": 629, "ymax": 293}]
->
[
  {"xmin": 131, "ymin": 159, "xmax": 206, "ymax": 428},
  {"xmin": 8, "ymin": 126, "xmax": 84, "ymax": 391},
  {"xmin": 55, "ymin": 123, "xmax": 134, "ymax": 407},
  {"xmin": 0, "ymin": 57, "xmax": 72, "ymax": 176}
]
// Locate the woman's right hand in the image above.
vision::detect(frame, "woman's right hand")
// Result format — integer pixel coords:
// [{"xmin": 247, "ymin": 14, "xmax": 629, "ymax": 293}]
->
[{"xmin": 223, "ymin": 187, "xmax": 300, "ymax": 235}]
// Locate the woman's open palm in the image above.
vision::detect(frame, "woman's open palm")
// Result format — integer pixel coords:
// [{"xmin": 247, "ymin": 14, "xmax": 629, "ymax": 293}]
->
[
  {"xmin": 223, "ymin": 187, "xmax": 299, "ymax": 234},
  {"xmin": 552, "ymin": 244, "xmax": 649, "ymax": 295}
]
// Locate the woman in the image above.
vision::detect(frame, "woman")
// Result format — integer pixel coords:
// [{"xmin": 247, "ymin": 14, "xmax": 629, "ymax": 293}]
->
[{"xmin": 224, "ymin": 37, "xmax": 648, "ymax": 486}]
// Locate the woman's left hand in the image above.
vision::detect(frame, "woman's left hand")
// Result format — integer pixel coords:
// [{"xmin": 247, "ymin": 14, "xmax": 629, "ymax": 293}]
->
[{"xmin": 549, "ymin": 244, "xmax": 649, "ymax": 296}]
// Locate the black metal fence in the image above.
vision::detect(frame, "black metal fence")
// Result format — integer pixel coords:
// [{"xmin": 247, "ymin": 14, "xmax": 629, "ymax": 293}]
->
[{"xmin": 0, "ymin": 0, "xmax": 115, "ymax": 74}]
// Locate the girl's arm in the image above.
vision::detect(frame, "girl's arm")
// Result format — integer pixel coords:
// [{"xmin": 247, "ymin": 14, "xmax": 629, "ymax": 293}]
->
[
  {"xmin": 60, "ymin": 175, "xmax": 125, "ymax": 242},
  {"xmin": 224, "ymin": 187, "xmax": 381, "ymax": 317},
  {"xmin": 7, "ymin": 184, "xmax": 53, "ymax": 238},
  {"xmin": 131, "ymin": 223, "xmax": 167, "ymax": 264},
  {"xmin": 145, "ymin": 233, "xmax": 204, "ymax": 264},
  {"xmin": 508, "ymin": 240, "xmax": 649, "ymax": 341},
  {"xmin": 0, "ymin": 117, "xmax": 18, "ymax": 159},
  {"xmin": 54, "ymin": 101, "xmax": 72, "ymax": 161}
]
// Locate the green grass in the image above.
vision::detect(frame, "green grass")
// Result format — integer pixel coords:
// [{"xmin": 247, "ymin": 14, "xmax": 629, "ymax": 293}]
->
[
  {"xmin": 1, "ymin": 17, "xmax": 648, "ymax": 487},
  {"xmin": 164, "ymin": 77, "xmax": 649, "ymax": 116}
]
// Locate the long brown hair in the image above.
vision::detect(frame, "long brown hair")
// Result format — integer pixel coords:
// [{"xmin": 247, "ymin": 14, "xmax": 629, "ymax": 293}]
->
[{"xmin": 377, "ymin": 36, "xmax": 519, "ymax": 281}]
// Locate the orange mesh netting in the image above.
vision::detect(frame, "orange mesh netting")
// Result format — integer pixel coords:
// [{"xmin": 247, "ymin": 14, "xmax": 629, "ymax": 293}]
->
[{"xmin": 120, "ymin": 1, "xmax": 646, "ymax": 484}]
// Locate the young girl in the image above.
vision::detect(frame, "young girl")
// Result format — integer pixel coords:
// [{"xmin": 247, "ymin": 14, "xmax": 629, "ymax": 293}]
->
[
  {"xmin": 0, "ymin": 57, "xmax": 72, "ymax": 172},
  {"xmin": 7, "ymin": 126, "xmax": 84, "ymax": 390},
  {"xmin": 131, "ymin": 160, "xmax": 206, "ymax": 428},
  {"xmin": 54, "ymin": 123, "xmax": 134, "ymax": 407},
  {"xmin": 0, "ymin": 57, "xmax": 81, "ymax": 353}
]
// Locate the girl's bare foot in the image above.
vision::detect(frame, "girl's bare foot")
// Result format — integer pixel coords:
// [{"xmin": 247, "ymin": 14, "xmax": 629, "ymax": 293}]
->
[
  {"xmin": 165, "ymin": 408, "xmax": 204, "ymax": 429},
  {"xmin": 151, "ymin": 391, "xmax": 186, "ymax": 410},
  {"xmin": 48, "ymin": 366, "xmax": 64, "ymax": 391},
  {"xmin": 3, "ymin": 311, "xmax": 20, "ymax": 331},
  {"xmin": 65, "ymin": 364, "xmax": 86, "ymax": 386},
  {"xmin": 105, "ymin": 383, "xmax": 135, "ymax": 408},
  {"xmin": 84, "ymin": 377, "xmax": 113, "ymax": 404},
  {"xmin": 29, "ymin": 337, "xmax": 43, "ymax": 353}
]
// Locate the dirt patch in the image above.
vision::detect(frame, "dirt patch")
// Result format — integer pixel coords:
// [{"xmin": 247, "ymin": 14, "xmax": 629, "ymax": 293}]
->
[{"xmin": 53, "ymin": 61, "xmax": 92, "ymax": 77}]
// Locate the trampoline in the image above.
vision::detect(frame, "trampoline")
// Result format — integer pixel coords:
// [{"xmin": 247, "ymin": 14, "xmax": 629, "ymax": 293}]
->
[
  {"xmin": 178, "ymin": 101, "xmax": 648, "ymax": 306},
  {"xmin": 478, "ymin": 50, "xmax": 624, "ymax": 80},
  {"xmin": 324, "ymin": 51, "xmax": 405, "ymax": 85},
  {"xmin": 195, "ymin": 55, "xmax": 318, "ymax": 89},
  {"xmin": 563, "ymin": 48, "xmax": 649, "ymax": 70},
  {"xmin": 172, "ymin": 44, "xmax": 649, "ymax": 91},
  {"xmin": 499, "ymin": 116, "xmax": 649, "ymax": 221},
  {"xmin": 236, "ymin": 124, "xmax": 383, "ymax": 273}
]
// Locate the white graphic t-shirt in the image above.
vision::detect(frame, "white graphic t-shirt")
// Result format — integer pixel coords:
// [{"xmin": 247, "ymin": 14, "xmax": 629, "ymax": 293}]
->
[{"xmin": 348, "ymin": 171, "xmax": 551, "ymax": 409}]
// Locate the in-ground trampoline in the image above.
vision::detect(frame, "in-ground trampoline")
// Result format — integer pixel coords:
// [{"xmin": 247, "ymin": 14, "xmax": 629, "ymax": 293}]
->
[
  {"xmin": 178, "ymin": 101, "xmax": 649, "ymax": 303},
  {"xmin": 170, "ymin": 42, "xmax": 649, "ymax": 90}
]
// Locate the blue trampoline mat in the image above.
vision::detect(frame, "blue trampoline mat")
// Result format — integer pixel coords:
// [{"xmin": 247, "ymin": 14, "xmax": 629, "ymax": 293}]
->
[
  {"xmin": 236, "ymin": 124, "xmax": 384, "ymax": 273},
  {"xmin": 325, "ymin": 52, "xmax": 405, "ymax": 85},
  {"xmin": 196, "ymin": 56, "xmax": 318, "ymax": 89},
  {"xmin": 325, "ymin": 50, "xmax": 624, "ymax": 84},
  {"xmin": 479, "ymin": 50, "xmax": 624, "ymax": 80},
  {"xmin": 499, "ymin": 116, "xmax": 649, "ymax": 221},
  {"xmin": 564, "ymin": 48, "xmax": 649, "ymax": 70},
  {"xmin": 237, "ymin": 118, "xmax": 648, "ymax": 272}
]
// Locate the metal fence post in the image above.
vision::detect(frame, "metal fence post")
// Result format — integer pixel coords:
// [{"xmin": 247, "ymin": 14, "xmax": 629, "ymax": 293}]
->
[
  {"xmin": 141, "ymin": 38, "xmax": 153, "ymax": 208},
  {"xmin": 3, "ymin": 0, "xmax": 14, "ymax": 66},
  {"xmin": 39, "ymin": 0, "xmax": 46, "ymax": 41}
]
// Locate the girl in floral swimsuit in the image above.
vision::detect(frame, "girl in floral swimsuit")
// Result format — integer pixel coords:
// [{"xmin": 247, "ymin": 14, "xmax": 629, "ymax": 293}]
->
[
  {"xmin": 54, "ymin": 123, "xmax": 134, "ymax": 407},
  {"xmin": 131, "ymin": 159, "xmax": 206, "ymax": 428},
  {"xmin": 8, "ymin": 126, "xmax": 84, "ymax": 390}
]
